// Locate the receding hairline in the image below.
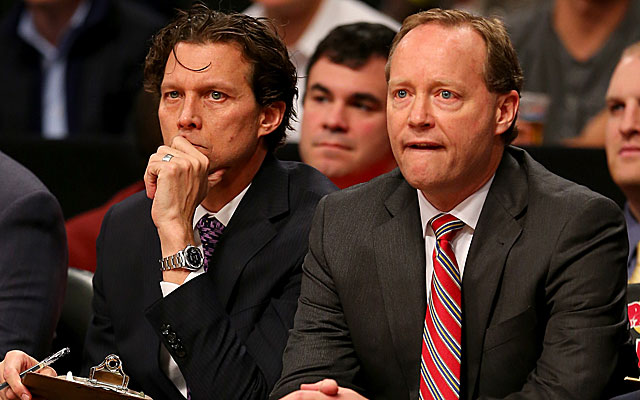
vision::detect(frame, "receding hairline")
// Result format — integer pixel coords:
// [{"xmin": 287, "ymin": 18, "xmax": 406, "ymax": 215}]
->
[{"xmin": 386, "ymin": 22, "xmax": 488, "ymax": 81}]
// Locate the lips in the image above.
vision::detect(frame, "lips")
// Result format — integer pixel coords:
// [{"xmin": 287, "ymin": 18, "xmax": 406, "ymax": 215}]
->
[
  {"xmin": 315, "ymin": 141, "xmax": 352, "ymax": 151},
  {"xmin": 619, "ymin": 144, "xmax": 640, "ymax": 156},
  {"xmin": 406, "ymin": 141, "xmax": 444, "ymax": 150}
]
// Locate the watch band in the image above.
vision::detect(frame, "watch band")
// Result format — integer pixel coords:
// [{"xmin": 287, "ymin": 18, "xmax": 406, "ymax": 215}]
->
[
  {"xmin": 160, "ymin": 251, "xmax": 188, "ymax": 271},
  {"xmin": 159, "ymin": 244, "xmax": 203, "ymax": 272}
]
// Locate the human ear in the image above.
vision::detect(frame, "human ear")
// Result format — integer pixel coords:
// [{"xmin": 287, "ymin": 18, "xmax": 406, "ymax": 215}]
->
[
  {"xmin": 494, "ymin": 90, "xmax": 519, "ymax": 136},
  {"xmin": 257, "ymin": 101, "xmax": 286, "ymax": 138}
]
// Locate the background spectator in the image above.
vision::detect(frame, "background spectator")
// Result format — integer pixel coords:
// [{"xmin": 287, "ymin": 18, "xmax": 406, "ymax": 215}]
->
[
  {"xmin": 0, "ymin": 0, "xmax": 163, "ymax": 138},
  {"xmin": 244, "ymin": 0, "xmax": 400, "ymax": 142},
  {"xmin": 299, "ymin": 22, "xmax": 396, "ymax": 188}
]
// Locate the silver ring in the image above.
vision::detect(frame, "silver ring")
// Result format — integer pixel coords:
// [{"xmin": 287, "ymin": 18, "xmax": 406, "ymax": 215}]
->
[{"xmin": 162, "ymin": 154, "xmax": 174, "ymax": 162}]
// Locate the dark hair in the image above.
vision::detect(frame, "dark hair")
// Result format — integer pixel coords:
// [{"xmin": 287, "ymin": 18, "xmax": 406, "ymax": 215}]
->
[
  {"xmin": 387, "ymin": 9, "xmax": 523, "ymax": 144},
  {"xmin": 306, "ymin": 22, "xmax": 396, "ymax": 80},
  {"xmin": 144, "ymin": 3, "xmax": 297, "ymax": 151}
]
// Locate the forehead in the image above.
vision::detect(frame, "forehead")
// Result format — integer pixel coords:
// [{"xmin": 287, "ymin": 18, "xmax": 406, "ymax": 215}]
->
[
  {"xmin": 308, "ymin": 56, "xmax": 388, "ymax": 95},
  {"xmin": 607, "ymin": 55, "xmax": 640, "ymax": 98},
  {"xmin": 389, "ymin": 23, "xmax": 487, "ymax": 87},
  {"xmin": 162, "ymin": 41, "xmax": 253, "ymax": 87}
]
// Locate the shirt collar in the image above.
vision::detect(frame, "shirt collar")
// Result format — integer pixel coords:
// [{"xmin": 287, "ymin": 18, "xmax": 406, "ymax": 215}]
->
[
  {"xmin": 418, "ymin": 175, "xmax": 495, "ymax": 237},
  {"xmin": 193, "ymin": 184, "xmax": 251, "ymax": 228}
]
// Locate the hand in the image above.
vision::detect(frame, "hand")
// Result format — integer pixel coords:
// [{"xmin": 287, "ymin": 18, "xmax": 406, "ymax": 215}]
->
[
  {"xmin": 279, "ymin": 379, "xmax": 367, "ymax": 399},
  {"xmin": 144, "ymin": 136, "xmax": 223, "ymax": 283},
  {"xmin": 0, "ymin": 350, "xmax": 56, "ymax": 400}
]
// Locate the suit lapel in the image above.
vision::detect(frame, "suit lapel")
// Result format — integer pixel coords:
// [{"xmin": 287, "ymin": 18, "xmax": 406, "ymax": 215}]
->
[
  {"xmin": 373, "ymin": 177, "xmax": 426, "ymax": 397},
  {"xmin": 210, "ymin": 156, "xmax": 287, "ymax": 307},
  {"xmin": 461, "ymin": 149, "xmax": 527, "ymax": 399}
]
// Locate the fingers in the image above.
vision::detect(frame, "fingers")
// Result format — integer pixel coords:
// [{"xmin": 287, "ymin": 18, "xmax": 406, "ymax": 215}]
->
[
  {"xmin": 0, "ymin": 351, "xmax": 39, "ymax": 400},
  {"xmin": 300, "ymin": 379, "xmax": 339, "ymax": 395}
]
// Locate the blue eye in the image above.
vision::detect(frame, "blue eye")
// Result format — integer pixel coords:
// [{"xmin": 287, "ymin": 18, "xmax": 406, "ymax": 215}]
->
[
  {"xmin": 441, "ymin": 90, "xmax": 452, "ymax": 99},
  {"xmin": 397, "ymin": 90, "xmax": 407, "ymax": 99},
  {"xmin": 210, "ymin": 91, "xmax": 223, "ymax": 100},
  {"xmin": 168, "ymin": 91, "xmax": 179, "ymax": 99}
]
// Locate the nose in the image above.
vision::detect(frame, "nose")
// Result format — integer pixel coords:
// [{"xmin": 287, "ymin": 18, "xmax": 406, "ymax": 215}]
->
[
  {"xmin": 322, "ymin": 102, "xmax": 348, "ymax": 133},
  {"xmin": 177, "ymin": 95, "xmax": 203, "ymax": 130},
  {"xmin": 620, "ymin": 101, "xmax": 640, "ymax": 137},
  {"xmin": 408, "ymin": 94, "xmax": 434, "ymax": 129}
]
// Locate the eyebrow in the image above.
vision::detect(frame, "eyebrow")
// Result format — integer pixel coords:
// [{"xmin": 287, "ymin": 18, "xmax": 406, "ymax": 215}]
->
[{"xmin": 308, "ymin": 83, "xmax": 383, "ymax": 105}]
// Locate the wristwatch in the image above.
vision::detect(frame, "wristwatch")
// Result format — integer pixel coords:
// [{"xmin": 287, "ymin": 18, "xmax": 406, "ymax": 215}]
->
[{"xmin": 159, "ymin": 244, "xmax": 204, "ymax": 271}]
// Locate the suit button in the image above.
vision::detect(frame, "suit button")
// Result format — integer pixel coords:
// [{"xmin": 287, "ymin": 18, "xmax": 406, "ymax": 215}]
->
[
  {"xmin": 175, "ymin": 345, "xmax": 186, "ymax": 358},
  {"xmin": 161, "ymin": 324, "xmax": 172, "ymax": 336}
]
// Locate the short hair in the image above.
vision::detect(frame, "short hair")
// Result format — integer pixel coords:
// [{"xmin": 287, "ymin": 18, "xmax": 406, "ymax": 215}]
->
[
  {"xmin": 143, "ymin": 3, "xmax": 297, "ymax": 151},
  {"xmin": 305, "ymin": 22, "xmax": 396, "ymax": 78},
  {"xmin": 386, "ymin": 8, "xmax": 523, "ymax": 144}
]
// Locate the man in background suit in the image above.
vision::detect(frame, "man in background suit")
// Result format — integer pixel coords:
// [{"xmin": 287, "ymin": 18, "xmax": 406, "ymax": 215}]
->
[
  {"xmin": 0, "ymin": 151, "xmax": 67, "ymax": 360},
  {"xmin": 0, "ymin": 5, "xmax": 335, "ymax": 400},
  {"xmin": 272, "ymin": 8, "xmax": 629, "ymax": 400}
]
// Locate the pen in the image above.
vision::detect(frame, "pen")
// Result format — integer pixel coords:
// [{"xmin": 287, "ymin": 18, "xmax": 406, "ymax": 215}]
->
[{"xmin": 0, "ymin": 347, "xmax": 70, "ymax": 391}]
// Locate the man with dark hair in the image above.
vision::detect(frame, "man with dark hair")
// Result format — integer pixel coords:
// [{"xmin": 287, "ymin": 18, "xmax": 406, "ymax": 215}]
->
[
  {"xmin": 244, "ymin": 0, "xmax": 400, "ymax": 142},
  {"xmin": 273, "ymin": 8, "xmax": 629, "ymax": 400},
  {"xmin": 299, "ymin": 23, "xmax": 397, "ymax": 189},
  {"xmin": 0, "ymin": 5, "xmax": 335, "ymax": 400}
]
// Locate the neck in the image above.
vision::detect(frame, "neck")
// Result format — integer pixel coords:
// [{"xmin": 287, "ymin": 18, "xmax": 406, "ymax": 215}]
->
[
  {"xmin": 200, "ymin": 147, "xmax": 267, "ymax": 213},
  {"xmin": 331, "ymin": 158, "xmax": 397, "ymax": 189},
  {"xmin": 421, "ymin": 146, "xmax": 502, "ymax": 212},
  {"xmin": 27, "ymin": 0, "xmax": 83, "ymax": 47},
  {"xmin": 262, "ymin": 0, "xmax": 323, "ymax": 47},
  {"xmin": 552, "ymin": 0, "xmax": 629, "ymax": 62}
]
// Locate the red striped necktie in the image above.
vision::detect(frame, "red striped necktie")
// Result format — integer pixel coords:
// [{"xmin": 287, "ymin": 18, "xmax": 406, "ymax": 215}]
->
[{"xmin": 420, "ymin": 213, "xmax": 465, "ymax": 400}]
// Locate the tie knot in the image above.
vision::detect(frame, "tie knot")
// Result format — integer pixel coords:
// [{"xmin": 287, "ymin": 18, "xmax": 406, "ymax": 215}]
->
[{"xmin": 430, "ymin": 213, "xmax": 464, "ymax": 242}]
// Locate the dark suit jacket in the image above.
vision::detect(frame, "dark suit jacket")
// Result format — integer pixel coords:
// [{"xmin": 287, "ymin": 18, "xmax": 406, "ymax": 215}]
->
[
  {"xmin": 83, "ymin": 156, "xmax": 336, "ymax": 400},
  {"xmin": 272, "ymin": 147, "xmax": 629, "ymax": 400},
  {"xmin": 0, "ymin": 151, "xmax": 67, "ymax": 359}
]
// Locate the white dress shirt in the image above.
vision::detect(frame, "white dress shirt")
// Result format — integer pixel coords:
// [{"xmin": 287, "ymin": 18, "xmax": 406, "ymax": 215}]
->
[
  {"xmin": 417, "ymin": 177, "xmax": 494, "ymax": 297},
  {"xmin": 17, "ymin": 1, "xmax": 91, "ymax": 138},
  {"xmin": 158, "ymin": 184, "xmax": 250, "ymax": 398}
]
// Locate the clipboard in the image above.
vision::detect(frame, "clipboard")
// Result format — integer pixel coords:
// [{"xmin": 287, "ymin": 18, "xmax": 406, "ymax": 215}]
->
[{"xmin": 23, "ymin": 354, "xmax": 152, "ymax": 400}]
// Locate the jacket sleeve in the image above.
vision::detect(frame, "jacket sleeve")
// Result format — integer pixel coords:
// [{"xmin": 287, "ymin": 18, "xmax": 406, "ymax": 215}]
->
[
  {"xmin": 270, "ymin": 197, "xmax": 365, "ymax": 399},
  {"xmin": 489, "ymin": 196, "xmax": 629, "ymax": 400},
  {"xmin": 82, "ymin": 206, "xmax": 120, "ymax": 371},
  {"xmin": 144, "ymin": 252, "xmax": 303, "ymax": 400},
  {"xmin": 0, "ymin": 189, "xmax": 67, "ymax": 359}
]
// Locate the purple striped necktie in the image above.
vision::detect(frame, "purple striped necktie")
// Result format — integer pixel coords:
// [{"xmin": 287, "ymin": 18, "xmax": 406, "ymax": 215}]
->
[
  {"xmin": 420, "ymin": 213, "xmax": 465, "ymax": 400},
  {"xmin": 195, "ymin": 215, "xmax": 225, "ymax": 272}
]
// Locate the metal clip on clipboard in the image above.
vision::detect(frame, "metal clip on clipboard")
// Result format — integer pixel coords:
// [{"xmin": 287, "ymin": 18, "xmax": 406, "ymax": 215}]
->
[
  {"xmin": 69, "ymin": 354, "xmax": 149, "ymax": 399},
  {"xmin": 24, "ymin": 354, "xmax": 152, "ymax": 399}
]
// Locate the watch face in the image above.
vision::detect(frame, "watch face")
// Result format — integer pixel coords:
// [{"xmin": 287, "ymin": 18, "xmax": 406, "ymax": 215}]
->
[{"xmin": 185, "ymin": 246, "xmax": 203, "ymax": 269}]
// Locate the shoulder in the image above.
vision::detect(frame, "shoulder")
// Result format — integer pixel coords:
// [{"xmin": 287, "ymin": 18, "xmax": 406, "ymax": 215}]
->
[
  {"xmin": 0, "ymin": 151, "xmax": 55, "ymax": 206},
  {"xmin": 503, "ymin": 147, "xmax": 623, "ymax": 224},
  {"xmin": 277, "ymin": 160, "xmax": 337, "ymax": 198},
  {"xmin": 105, "ymin": 189, "xmax": 150, "ymax": 218},
  {"xmin": 318, "ymin": 168, "xmax": 409, "ymax": 222}
]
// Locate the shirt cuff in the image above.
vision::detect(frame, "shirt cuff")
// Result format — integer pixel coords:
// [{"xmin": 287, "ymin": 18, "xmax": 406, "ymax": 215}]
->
[{"xmin": 160, "ymin": 267, "xmax": 206, "ymax": 297}]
